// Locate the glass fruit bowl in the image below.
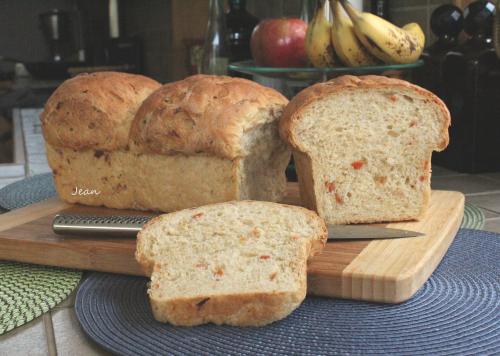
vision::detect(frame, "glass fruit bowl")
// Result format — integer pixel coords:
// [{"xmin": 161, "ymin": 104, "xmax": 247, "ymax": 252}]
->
[{"xmin": 229, "ymin": 59, "xmax": 424, "ymax": 82}]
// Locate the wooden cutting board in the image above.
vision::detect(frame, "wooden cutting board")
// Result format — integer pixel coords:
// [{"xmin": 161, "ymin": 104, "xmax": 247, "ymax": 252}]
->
[{"xmin": 0, "ymin": 183, "xmax": 464, "ymax": 303}]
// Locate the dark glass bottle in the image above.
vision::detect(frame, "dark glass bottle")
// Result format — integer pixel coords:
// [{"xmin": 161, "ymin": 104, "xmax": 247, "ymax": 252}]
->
[
  {"xmin": 427, "ymin": 4, "xmax": 464, "ymax": 56},
  {"xmin": 458, "ymin": 0, "xmax": 496, "ymax": 54},
  {"xmin": 426, "ymin": 1, "xmax": 500, "ymax": 173},
  {"xmin": 417, "ymin": 4, "xmax": 463, "ymax": 95},
  {"xmin": 226, "ymin": 0, "xmax": 259, "ymax": 62},
  {"xmin": 494, "ymin": 0, "xmax": 500, "ymax": 58}
]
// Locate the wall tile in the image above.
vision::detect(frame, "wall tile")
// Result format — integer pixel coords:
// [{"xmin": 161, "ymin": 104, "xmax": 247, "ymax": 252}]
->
[
  {"xmin": 283, "ymin": 0, "xmax": 302, "ymax": 17},
  {"xmin": 390, "ymin": 0, "xmax": 429, "ymax": 9},
  {"xmin": 430, "ymin": 0, "xmax": 452, "ymax": 5},
  {"xmin": 389, "ymin": 8, "xmax": 428, "ymax": 33}
]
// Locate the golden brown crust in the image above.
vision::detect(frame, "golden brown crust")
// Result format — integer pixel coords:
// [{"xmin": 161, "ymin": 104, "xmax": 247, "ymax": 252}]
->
[
  {"xmin": 41, "ymin": 72, "xmax": 160, "ymax": 151},
  {"xmin": 280, "ymin": 75, "xmax": 451, "ymax": 153},
  {"xmin": 135, "ymin": 214, "xmax": 165, "ymax": 276},
  {"xmin": 130, "ymin": 75, "xmax": 288, "ymax": 160},
  {"xmin": 292, "ymin": 150, "xmax": 319, "ymax": 215},
  {"xmin": 150, "ymin": 288, "xmax": 306, "ymax": 327}
]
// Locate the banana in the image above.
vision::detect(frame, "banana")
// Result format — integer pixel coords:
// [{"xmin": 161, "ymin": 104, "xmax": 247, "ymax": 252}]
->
[
  {"xmin": 329, "ymin": 0, "xmax": 377, "ymax": 67},
  {"xmin": 403, "ymin": 22, "xmax": 426, "ymax": 50},
  {"xmin": 340, "ymin": 0, "xmax": 424, "ymax": 64},
  {"xmin": 306, "ymin": 0, "xmax": 336, "ymax": 68}
]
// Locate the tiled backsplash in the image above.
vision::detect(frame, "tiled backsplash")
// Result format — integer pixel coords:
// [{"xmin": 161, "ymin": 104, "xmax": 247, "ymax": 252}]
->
[
  {"xmin": 0, "ymin": 109, "xmax": 50, "ymax": 189},
  {"xmin": 386, "ymin": 0, "xmax": 452, "ymax": 44},
  {"xmin": 20, "ymin": 109, "xmax": 50, "ymax": 177}
]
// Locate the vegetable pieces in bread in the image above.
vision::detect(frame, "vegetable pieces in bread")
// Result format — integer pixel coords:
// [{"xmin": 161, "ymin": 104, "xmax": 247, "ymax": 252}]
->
[
  {"xmin": 280, "ymin": 75, "xmax": 450, "ymax": 224},
  {"xmin": 135, "ymin": 201, "xmax": 327, "ymax": 326}
]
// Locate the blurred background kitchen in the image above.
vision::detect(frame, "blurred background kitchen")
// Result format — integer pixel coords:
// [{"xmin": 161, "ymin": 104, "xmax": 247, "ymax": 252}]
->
[{"xmin": 0, "ymin": 0, "xmax": 499, "ymax": 186}]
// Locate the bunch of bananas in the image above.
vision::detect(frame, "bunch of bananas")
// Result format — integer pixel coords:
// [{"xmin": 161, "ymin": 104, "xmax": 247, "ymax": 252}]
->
[{"xmin": 305, "ymin": 0, "xmax": 426, "ymax": 67}]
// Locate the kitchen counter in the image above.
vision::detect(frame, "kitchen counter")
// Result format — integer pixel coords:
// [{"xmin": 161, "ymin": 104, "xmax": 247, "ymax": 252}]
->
[{"xmin": 1, "ymin": 132, "xmax": 500, "ymax": 355}]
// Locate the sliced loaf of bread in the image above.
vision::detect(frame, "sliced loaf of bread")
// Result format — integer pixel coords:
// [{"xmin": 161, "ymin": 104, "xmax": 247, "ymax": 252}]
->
[
  {"xmin": 135, "ymin": 201, "xmax": 327, "ymax": 326},
  {"xmin": 280, "ymin": 75, "xmax": 451, "ymax": 224}
]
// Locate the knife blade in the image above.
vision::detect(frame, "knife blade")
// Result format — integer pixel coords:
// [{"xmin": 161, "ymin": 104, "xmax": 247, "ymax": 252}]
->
[
  {"xmin": 52, "ymin": 214, "xmax": 424, "ymax": 240},
  {"xmin": 328, "ymin": 224, "xmax": 424, "ymax": 240}
]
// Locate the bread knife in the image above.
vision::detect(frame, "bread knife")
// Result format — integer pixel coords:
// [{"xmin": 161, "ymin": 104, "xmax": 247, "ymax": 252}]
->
[{"xmin": 52, "ymin": 214, "xmax": 425, "ymax": 240}]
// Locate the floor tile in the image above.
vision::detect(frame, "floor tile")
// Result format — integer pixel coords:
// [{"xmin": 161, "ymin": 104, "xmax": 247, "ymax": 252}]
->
[
  {"xmin": 0, "ymin": 317, "xmax": 49, "ymax": 356},
  {"xmin": 479, "ymin": 172, "xmax": 500, "ymax": 182},
  {"xmin": 43, "ymin": 314, "xmax": 57, "ymax": 356},
  {"xmin": 466, "ymin": 193, "xmax": 500, "ymax": 214},
  {"xmin": 483, "ymin": 218, "xmax": 500, "ymax": 234},
  {"xmin": 51, "ymin": 308, "xmax": 111, "ymax": 356},
  {"xmin": 54, "ymin": 289, "xmax": 77, "ymax": 309},
  {"xmin": 431, "ymin": 175, "xmax": 500, "ymax": 194},
  {"xmin": 431, "ymin": 165, "xmax": 461, "ymax": 177},
  {"xmin": 478, "ymin": 208, "xmax": 500, "ymax": 219}
]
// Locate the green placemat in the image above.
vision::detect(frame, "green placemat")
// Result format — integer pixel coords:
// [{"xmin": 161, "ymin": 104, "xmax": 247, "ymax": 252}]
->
[
  {"xmin": 462, "ymin": 203, "xmax": 486, "ymax": 230},
  {"xmin": 0, "ymin": 262, "xmax": 82, "ymax": 335}
]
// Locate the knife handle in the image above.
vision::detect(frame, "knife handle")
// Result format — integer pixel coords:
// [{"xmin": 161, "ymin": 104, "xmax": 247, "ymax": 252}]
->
[{"xmin": 52, "ymin": 214, "xmax": 152, "ymax": 237}]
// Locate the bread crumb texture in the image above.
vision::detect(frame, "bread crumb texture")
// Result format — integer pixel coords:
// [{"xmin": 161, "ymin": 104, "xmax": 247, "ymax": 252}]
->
[
  {"xmin": 280, "ymin": 75, "xmax": 450, "ymax": 224},
  {"xmin": 136, "ymin": 200, "xmax": 327, "ymax": 326}
]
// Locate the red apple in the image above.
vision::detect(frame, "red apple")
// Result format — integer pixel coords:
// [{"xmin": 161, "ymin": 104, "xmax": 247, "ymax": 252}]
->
[{"xmin": 250, "ymin": 18, "xmax": 308, "ymax": 68}]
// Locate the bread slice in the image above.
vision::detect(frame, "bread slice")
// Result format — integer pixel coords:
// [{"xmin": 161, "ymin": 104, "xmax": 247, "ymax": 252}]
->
[
  {"xmin": 280, "ymin": 75, "xmax": 450, "ymax": 224},
  {"xmin": 135, "ymin": 201, "xmax": 327, "ymax": 327}
]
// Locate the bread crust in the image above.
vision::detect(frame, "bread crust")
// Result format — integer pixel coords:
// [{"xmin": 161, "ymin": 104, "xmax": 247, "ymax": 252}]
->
[
  {"xmin": 130, "ymin": 75, "xmax": 288, "ymax": 160},
  {"xmin": 41, "ymin": 72, "xmax": 160, "ymax": 151},
  {"xmin": 279, "ymin": 75, "xmax": 450, "ymax": 224},
  {"xmin": 135, "ymin": 201, "xmax": 327, "ymax": 326},
  {"xmin": 280, "ymin": 75, "xmax": 450, "ymax": 153},
  {"xmin": 292, "ymin": 151, "xmax": 320, "ymax": 214},
  {"xmin": 150, "ymin": 286, "xmax": 306, "ymax": 327},
  {"xmin": 42, "ymin": 74, "xmax": 290, "ymax": 211}
]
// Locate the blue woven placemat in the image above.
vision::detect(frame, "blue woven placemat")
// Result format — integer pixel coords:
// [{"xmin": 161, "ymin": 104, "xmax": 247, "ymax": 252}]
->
[
  {"xmin": 75, "ymin": 229, "xmax": 500, "ymax": 356},
  {"xmin": 0, "ymin": 173, "xmax": 55, "ymax": 210},
  {"xmin": 0, "ymin": 173, "xmax": 487, "ymax": 229}
]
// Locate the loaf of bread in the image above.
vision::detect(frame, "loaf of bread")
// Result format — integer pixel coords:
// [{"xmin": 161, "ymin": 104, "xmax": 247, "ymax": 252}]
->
[
  {"xmin": 280, "ymin": 75, "xmax": 450, "ymax": 224},
  {"xmin": 41, "ymin": 72, "xmax": 291, "ymax": 212},
  {"xmin": 136, "ymin": 200, "xmax": 327, "ymax": 326}
]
